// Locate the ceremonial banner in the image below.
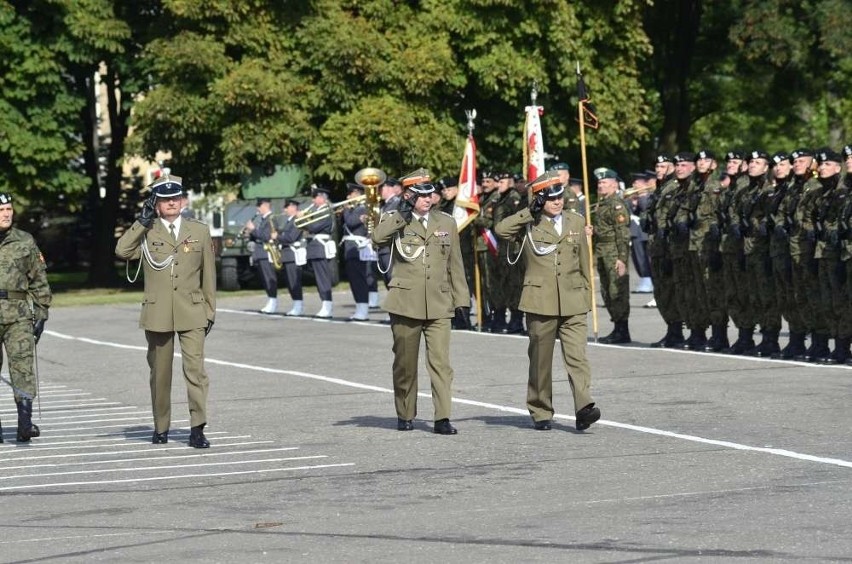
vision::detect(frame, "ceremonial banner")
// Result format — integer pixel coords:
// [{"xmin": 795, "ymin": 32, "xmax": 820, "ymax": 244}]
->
[
  {"xmin": 523, "ymin": 104, "xmax": 545, "ymax": 182},
  {"xmin": 455, "ymin": 133, "xmax": 479, "ymax": 232}
]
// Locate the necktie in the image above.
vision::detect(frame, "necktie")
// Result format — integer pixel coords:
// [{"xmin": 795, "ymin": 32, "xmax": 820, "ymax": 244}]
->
[
  {"xmin": 552, "ymin": 217, "xmax": 561, "ymax": 236},
  {"xmin": 169, "ymin": 223, "xmax": 176, "ymax": 241},
  {"xmin": 419, "ymin": 216, "xmax": 427, "ymax": 229}
]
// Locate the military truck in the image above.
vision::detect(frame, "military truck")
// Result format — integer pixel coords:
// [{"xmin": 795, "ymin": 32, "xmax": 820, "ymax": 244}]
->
[{"xmin": 217, "ymin": 165, "xmax": 339, "ymax": 290}]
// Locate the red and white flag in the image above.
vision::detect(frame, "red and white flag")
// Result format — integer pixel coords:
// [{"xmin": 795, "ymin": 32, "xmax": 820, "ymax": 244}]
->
[
  {"xmin": 523, "ymin": 104, "xmax": 545, "ymax": 182},
  {"xmin": 455, "ymin": 133, "xmax": 479, "ymax": 232}
]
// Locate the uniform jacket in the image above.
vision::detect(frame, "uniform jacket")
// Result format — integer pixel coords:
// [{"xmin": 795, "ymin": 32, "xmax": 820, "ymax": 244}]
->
[
  {"xmin": 495, "ymin": 208, "xmax": 591, "ymax": 317},
  {"xmin": 372, "ymin": 209, "xmax": 469, "ymax": 320},
  {"xmin": 304, "ymin": 205, "xmax": 334, "ymax": 260},
  {"xmin": 592, "ymin": 195, "xmax": 631, "ymax": 263},
  {"xmin": 342, "ymin": 204, "xmax": 370, "ymax": 260},
  {"xmin": 276, "ymin": 215, "xmax": 305, "ymax": 264},
  {"xmin": 378, "ymin": 195, "xmax": 402, "ymax": 261},
  {"xmin": 115, "ymin": 219, "xmax": 216, "ymax": 332},
  {"xmin": 248, "ymin": 212, "xmax": 276, "ymax": 261},
  {"xmin": 0, "ymin": 227, "xmax": 51, "ymax": 323}
]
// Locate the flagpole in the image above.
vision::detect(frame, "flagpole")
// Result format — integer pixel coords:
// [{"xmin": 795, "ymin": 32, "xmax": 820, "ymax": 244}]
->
[
  {"xmin": 577, "ymin": 62, "xmax": 598, "ymax": 341},
  {"xmin": 464, "ymin": 109, "xmax": 484, "ymax": 332}
]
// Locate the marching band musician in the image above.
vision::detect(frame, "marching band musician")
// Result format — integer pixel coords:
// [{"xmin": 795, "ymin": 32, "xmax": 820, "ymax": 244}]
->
[
  {"xmin": 277, "ymin": 199, "xmax": 306, "ymax": 316},
  {"xmin": 301, "ymin": 186, "xmax": 336, "ymax": 318},
  {"xmin": 371, "ymin": 169, "xmax": 470, "ymax": 434},
  {"xmin": 342, "ymin": 183, "xmax": 373, "ymax": 321},
  {"xmin": 494, "ymin": 171, "xmax": 600, "ymax": 432},
  {"xmin": 244, "ymin": 198, "xmax": 279, "ymax": 314}
]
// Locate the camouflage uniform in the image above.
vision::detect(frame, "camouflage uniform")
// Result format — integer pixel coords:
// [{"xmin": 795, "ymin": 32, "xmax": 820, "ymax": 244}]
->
[
  {"xmin": 788, "ymin": 174, "xmax": 826, "ymax": 359},
  {"xmin": 813, "ymin": 172, "xmax": 851, "ymax": 363},
  {"xmin": 593, "ymin": 195, "xmax": 631, "ymax": 325},
  {"xmin": 665, "ymin": 178, "xmax": 692, "ymax": 335},
  {"xmin": 690, "ymin": 172, "xmax": 725, "ymax": 350},
  {"xmin": 0, "ymin": 227, "xmax": 51, "ymax": 401},
  {"xmin": 643, "ymin": 174, "xmax": 683, "ymax": 346},
  {"xmin": 472, "ymin": 189, "xmax": 499, "ymax": 328},
  {"xmin": 490, "ymin": 189, "xmax": 524, "ymax": 332},
  {"xmin": 720, "ymin": 175, "xmax": 755, "ymax": 352}
]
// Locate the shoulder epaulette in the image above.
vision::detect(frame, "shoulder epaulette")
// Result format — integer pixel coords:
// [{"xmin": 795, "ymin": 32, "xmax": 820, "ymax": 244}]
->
[{"xmin": 438, "ymin": 211, "xmax": 453, "ymax": 218}]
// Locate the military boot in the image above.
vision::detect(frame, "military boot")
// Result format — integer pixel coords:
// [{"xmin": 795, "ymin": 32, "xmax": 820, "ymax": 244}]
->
[
  {"xmin": 704, "ymin": 324, "xmax": 729, "ymax": 352},
  {"xmin": 16, "ymin": 399, "xmax": 40, "ymax": 443},
  {"xmin": 774, "ymin": 331, "xmax": 806, "ymax": 360},
  {"xmin": 600, "ymin": 320, "xmax": 631, "ymax": 344},
  {"xmin": 665, "ymin": 322, "xmax": 686, "ymax": 348},
  {"xmin": 682, "ymin": 328, "xmax": 708, "ymax": 351},
  {"xmin": 489, "ymin": 307, "xmax": 507, "ymax": 333},
  {"xmin": 810, "ymin": 333, "xmax": 831, "ymax": 363},
  {"xmin": 725, "ymin": 327, "xmax": 755, "ymax": 355},
  {"xmin": 504, "ymin": 309, "xmax": 525, "ymax": 334},
  {"xmin": 752, "ymin": 330, "xmax": 780, "ymax": 358},
  {"xmin": 794, "ymin": 332, "xmax": 817, "ymax": 362},
  {"xmin": 818, "ymin": 337, "xmax": 850, "ymax": 365}
]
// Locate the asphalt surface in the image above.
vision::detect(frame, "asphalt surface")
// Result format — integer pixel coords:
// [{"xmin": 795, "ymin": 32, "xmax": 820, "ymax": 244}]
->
[{"xmin": 1, "ymin": 285, "xmax": 851, "ymax": 563}]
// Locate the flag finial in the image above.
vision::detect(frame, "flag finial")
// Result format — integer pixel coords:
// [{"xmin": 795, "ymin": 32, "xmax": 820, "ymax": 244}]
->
[{"xmin": 465, "ymin": 109, "xmax": 476, "ymax": 134}]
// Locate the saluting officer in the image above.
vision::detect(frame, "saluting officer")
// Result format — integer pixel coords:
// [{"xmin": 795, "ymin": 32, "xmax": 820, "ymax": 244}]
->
[
  {"xmin": 115, "ymin": 174, "xmax": 216, "ymax": 448},
  {"xmin": 371, "ymin": 169, "xmax": 469, "ymax": 435},
  {"xmin": 0, "ymin": 192, "xmax": 51, "ymax": 443},
  {"xmin": 494, "ymin": 172, "xmax": 600, "ymax": 432}
]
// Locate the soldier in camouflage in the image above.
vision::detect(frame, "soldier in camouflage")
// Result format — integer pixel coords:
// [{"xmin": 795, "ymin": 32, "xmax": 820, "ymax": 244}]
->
[
  {"xmin": 665, "ymin": 153, "xmax": 698, "ymax": 347},
  {"xmin": 840, "ymin": 144, "xmax": 852, "ymax": 365},
  {"xmin": 592, "ymin": 168, "xmax": 632, "ymax": 343},
  {"xmin": 0, "ymin": 192, "xmax": 51, "ymax": 443},
  {"xmin": 489, "ymin": 173, "xmax": 524, "ymax": 333},
  {"xmin": 472, "ymin": 171, "xmax": 500, "ymax": 331}
]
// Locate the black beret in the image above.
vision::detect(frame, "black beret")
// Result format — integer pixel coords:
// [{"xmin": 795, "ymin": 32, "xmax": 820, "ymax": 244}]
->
[
  {"xmin": 790, "ymin": 148, "xmax": 813, "ymax": 160},
  {"xmin": 747, "ymin": 150, "xmax": 770, "ymax": 162},
  {"xmin": 655, "ymin": 153, "xmax": 673, "ymax": 164},
  {"xmin": 440, "ymin": 176, "xmax": 458, "ymax": 188},
  {"xmin": 695, "ymin": 149, "xmax": 716, "ymax": 161},
  {"xmin": 0, "ymin": 193, "xmax": 12, "ymax": 205},
  {"xmin": 771, "ymin": 151, "xmax": 791, "ymax": 165},
  {"xmin": 550, "ymin": 162, "xmax": 570, "ymax": 171},
  {"xmin": 815, "ymin": 148, "xmax": 842, "ymax": 164},
  {"xmin": 725, "ymin": 150, "xmax": 744, "ymax": 162},
  {"xmin": 673, "ymin": 152, "xmax": 695, "ymax": 163},
  {"xmin": 843, "ymin": 145, "xmax": 852, "ymax": 159}
]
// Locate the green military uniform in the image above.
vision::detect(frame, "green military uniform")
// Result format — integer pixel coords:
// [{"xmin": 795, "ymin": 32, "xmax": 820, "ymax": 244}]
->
[
  {"xmin": 371, "ymin": 207, "xmax": 469, "ymax": 425},
  {"xmin": 115, "ymin": 215, "xmax": 217, "ymax": 435},
  {"xmin": 0, "ymin": 227, "xmax": 51, "ymax": 401},
  {"xmin": 472, "ymin": 189, "xmax": 499, "ymax": 328},
  {"xmin": 691, "ymin": 172, "xmax": 726, "ymax": 350},
  {"xmin": 490, "ymin": 188, "xmax": 524, "ymax": 332},
  {"xmin": 593, "ymin": 194, "xmax": 631, "ymax": 329},
  {"xmin": 495, "ymin": 204, "xmax": 596, "ymax": 428},
  {"xmin": 721, "ymin": 174, "xmax": 755, "ymax": 352}
]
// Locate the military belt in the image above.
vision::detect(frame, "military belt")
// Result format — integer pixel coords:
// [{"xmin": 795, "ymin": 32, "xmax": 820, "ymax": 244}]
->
[{"xmin": 0, "ymin": 290, "xmax": 26, "ymax": 300}]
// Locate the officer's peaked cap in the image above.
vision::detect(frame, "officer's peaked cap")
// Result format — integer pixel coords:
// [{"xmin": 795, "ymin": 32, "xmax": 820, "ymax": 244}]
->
[{"xmin": 151, "ymin": 174, "xmax": 183, "ymax": 198}]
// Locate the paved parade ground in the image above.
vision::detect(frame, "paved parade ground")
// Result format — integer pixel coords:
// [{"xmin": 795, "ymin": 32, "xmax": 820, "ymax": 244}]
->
[{"xmin": 1, "ymin": 289, "xmax": 851, "ymax": 563}]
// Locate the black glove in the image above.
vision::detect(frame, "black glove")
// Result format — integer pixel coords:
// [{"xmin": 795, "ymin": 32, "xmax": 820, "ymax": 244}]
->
[
  {"xmin": 398, "ymin": 197, "xmax": 414, "ymax": 223},
  {"xmin": 529, "ymin": 191, "xmax": 547, "ymax": 215},
  {"xmin": 454, "ymin": 307, "xmax": 471, "ymax": 330},
  {"xmin": 205, "ymin": 319, "xmax": 214, "ymax": 336},
  {"xmin": 33, "ymin": 319, "xmax": 46, "ymax": 344},
  {"xmin": 138, "ymin": 195, "xmax": 157, "ymax": 228}
]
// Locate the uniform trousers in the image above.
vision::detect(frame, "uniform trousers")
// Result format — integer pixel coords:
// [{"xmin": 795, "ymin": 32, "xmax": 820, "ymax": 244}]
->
[
  {"xmin": 345, "ymin": 257, "xmax": 370, "ymax": 303},
  {"xmin": 282, "ymin": 262, "xmax": 303, "ymax": 301},
  {"xmin": 255, "ymin": 258, "xmax": 277, "ymax": 299},
  {"xmin": 631, "ymin": 238, "xmax": 652, "ymax": 278},
  {"xmin": 650, "ymin": 250, "xmax": 679, "ymax": 324},
  {"xmin": 791, "ymin": 253, "xmax": 825, "ymax": 334},
  {"xmin": 746, "ymin": 251, "xmax": 781, "ymax": 332},
  {"xmin": 525, "ymin": 312, "xmax": 593, "ymax": 422},
  {"xmin": 772, "ymin": 253, "xmax": 804, "ymax": 333},
  {"xmin": 596, "ymin": 255, "xmax": 630, "ymax": 322},
  {"xmin": 0, "ymin": 318, "xmax": 36, "ymax": 400},
  {"xmin": 389, "ymin": 315, "xmax": 453, "ymax": 421},
  {"xmin": 145, "ymin": 328, "xmax": 209, "ymax": 433},
  {"xmin": 309, "ymin": 258, "xmax": 333, "ymax": 301},
  {"xmin": 722, "ymin": 250, "xmax": 753, "ymax": 329}
]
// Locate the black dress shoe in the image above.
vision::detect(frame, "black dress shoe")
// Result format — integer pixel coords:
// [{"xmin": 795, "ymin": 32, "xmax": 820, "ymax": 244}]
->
[
  {"xmin": 397, "ymin": 418, "xmax": 414, "ymax": 431},
  {"xmin": 533, "ymin": 419, "xmax": 552, "ymax": 431},
  {"xmin": 433, "ymin": 419, "xmax": 458, "ymax": 435},
  {"xmin": 575, "ymin": 404, "xmax": 601, "ymax": 431},
  {"xmin": 188, "ymin": 425, "xmax": 210, "ymax": 448},
  {"xmin": 152, "ymin": 431, "xmax": 169, "ymax": 444}
]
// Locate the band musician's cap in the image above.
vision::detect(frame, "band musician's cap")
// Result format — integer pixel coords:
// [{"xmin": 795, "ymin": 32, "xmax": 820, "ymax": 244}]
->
[
  {"xmin": 400, "ymin": 168, "xmax": 435, "ymax": 194},
  {"xmin": 151, "ymin": 174, "xmax": 183, "ymax": 198},
  {"xmin": 311, "ymin": 186, "xmax": 332, "ymax": 198},
  {"xmin": 747, "ymin": 150, "xmax": 770, "ymax": 162},
  {"xmin": 771, "ymin": 151, "xmax": 791, "ymax": 165},
  {"xmin": 284, "ymin": 199, "xmax": 300, "ymax": 207},
  {"xmin": 346, "ymin": 182, "xmax": 364, "ymax": 194},
  {"xmin": 256, "ymin": 197, "xmax": 271, "ymax": 205},
  {"xmin": 381, "ymin": 177, "xmax": 401, "ymax": 187},
  {"xmin": 816, "ymin": 148, "xmax": 842, "ymax": 164},
  {"xmin": 594, "ymin": 167, "xmax": 619, "ymax": 180},
  {"xmin": 527, "ymin": 171, "xmax": 564, "ymax": 197},
  {"xmin": 0, "ymin": 193, "xmax": 12, "ymax": 205},
  {"xmin": 790, "ymin": 148, "xmax": 813, "ymax": 160}
]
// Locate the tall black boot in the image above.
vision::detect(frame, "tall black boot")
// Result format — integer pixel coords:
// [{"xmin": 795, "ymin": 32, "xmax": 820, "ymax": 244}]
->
[
  {"xmin": 753, "ymin": 330, "xmax": 780, "ymax": 358},
  {"xmin": 819, "ymin": 336, "xmax": 850, "ymax": 365},
  {"xmin": 490, "ymin": 307, "xmax": 507, "ymax": 333},
  {"xmin": 726, "ymin": 327, "xmax": 755, "ymax": 355},
  {"xmin": 505, "ymin": 309, "xmax": 525, "ymax": 334},
  {"xmin": 704, "ymin": 324, "xmax": 729, "ymax": 352},
  {"xmin": 774, "ymin": 331, "xmax": 806, "ymax": 359},
  {"xmin": 16, "ymin": 399, "xmax": 40, "ymax": 443},
  {"xmin": 665, "ymin": 321, "xmax": 686, "ymax": 348},
  {"xmin": 795, "ymin": 331, "xmax": 817, "ymax": 361},
  {"xmin": 601, "ymin": 320, "xmax": 631, "ymax": 344},
  {"xmin": 683, "ymin": 328, "xmax": 708, "ymax": 351},
  {"xmin": 810, "ymin": 333, "xmax": 831, "ymax": 363}
]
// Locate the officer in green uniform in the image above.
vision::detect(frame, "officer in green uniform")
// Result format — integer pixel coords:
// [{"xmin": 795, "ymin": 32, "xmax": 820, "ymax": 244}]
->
[
  {"xmin": 494, "ymin": 171, "xmax": 600, "ymax": 432},
  {"xmin": 643, "ymin": 154, "xmax": 685, "ymax": 347},
  {"xmin": 371, "ymin": 169, "xmax": 469, "ymax": 435},
  {"xmin": 115, "ymin": 174, "xmax": 216, "ymax": 448},
  {"xmin": 592, "ymin": 168, "xmax": 631, "ymax": 343},
  {"xmin": 812, "ymin": 149, "xmax": 850, "ymax": 364},
  {"xmin": 787, "ymin": 149, "xmax": 827, "ymax": 361},
  {"xmin": 0, "ymin": 192, "xmax": 51, "ymax": 443}
]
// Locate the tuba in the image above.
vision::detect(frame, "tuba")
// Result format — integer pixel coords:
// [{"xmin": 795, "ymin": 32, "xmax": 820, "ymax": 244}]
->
[{"xmin": 354, "ymin": 167, "xmax": 386, "ymax": 234}]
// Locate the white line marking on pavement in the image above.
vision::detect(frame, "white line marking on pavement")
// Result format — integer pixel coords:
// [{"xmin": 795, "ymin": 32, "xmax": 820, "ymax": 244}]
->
[
  {"xmin": 45, "ymin": 329, "xmax": 852, "ymax": 470},
  {"xmin": 0, "ymin": 440, "xmax": 272, "ymax": 461},
  {"xmin": 0, "ymin": 463, "xmax": 356, "ymax": 491},
  {"xmin": 0, "ymin": 455, "xmax": 328, "ymax": 480}
]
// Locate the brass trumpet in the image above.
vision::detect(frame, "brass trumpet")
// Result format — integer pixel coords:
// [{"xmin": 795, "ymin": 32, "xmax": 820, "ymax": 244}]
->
[
  {"xmin": 294, "ymin": 195, "xmax": 367, "ymax": 228},
  {"xmin": 354, "ymin": 167, "xmax": 386, "ymax": 234},
  {"xmin": 621, "ymin": 184, "xmax": 656, "ymax": 199}
]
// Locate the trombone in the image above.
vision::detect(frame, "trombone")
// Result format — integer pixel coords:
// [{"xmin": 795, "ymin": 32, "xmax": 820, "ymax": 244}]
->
[
  {"xmin": 620, "ymin": 184, "xmax": 656, "ymax": 199},
  {"xmin": 294, "ymin": 195, "xmax": 366, "ymax": 228}
]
